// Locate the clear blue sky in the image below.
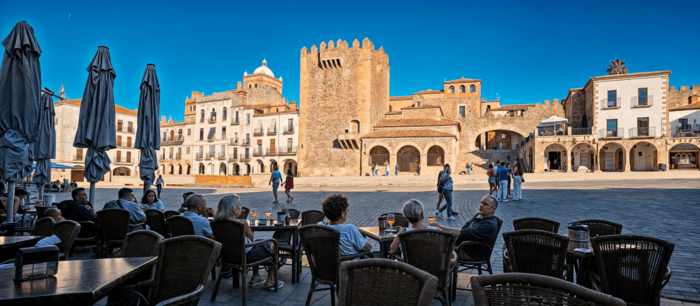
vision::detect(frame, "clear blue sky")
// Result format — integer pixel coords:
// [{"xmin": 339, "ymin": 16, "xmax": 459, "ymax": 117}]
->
[{"xmin": 3, "ymin": 0, "xmax": 699, "ymax": 121}]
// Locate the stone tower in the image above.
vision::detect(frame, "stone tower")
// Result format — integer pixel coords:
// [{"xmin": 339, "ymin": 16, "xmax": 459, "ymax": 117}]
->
[{"xmin": 298, "ymin": 38, "xmax": 390, "ymax": 176}]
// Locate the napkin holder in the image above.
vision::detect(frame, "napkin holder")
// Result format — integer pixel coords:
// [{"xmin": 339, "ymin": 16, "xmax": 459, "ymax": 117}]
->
[{"xmin": 13, "ymin": 245, "xmax": 60, "ymax": 282}]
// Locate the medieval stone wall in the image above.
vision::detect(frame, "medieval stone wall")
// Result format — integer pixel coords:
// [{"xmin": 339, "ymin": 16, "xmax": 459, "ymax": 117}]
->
[{"xmin": 668, "ymin": 85, "xmax": 700, "ymax": 108}]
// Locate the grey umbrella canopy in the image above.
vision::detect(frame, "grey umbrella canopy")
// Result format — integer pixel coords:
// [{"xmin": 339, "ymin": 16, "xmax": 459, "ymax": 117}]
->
[
  {"xmin": 74, "ymin": 46, "xmax": 116, "ymax": 205},
  {"xmin": 0, "ymin": 21, "xmax": 42, "ymax": 222},
  {"xmin": 134, "ymin": 64, "xmax": 160, "ymax": 191},
  {"xmin": 32, "ymin": 91, "xmax": 56, "ymax": 187}
]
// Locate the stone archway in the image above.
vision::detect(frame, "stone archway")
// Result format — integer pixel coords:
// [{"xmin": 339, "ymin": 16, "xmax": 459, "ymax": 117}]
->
[
  {"xmin": 571, "ymin": 143, "xmax": 596, "ymax": 171},
  {"xmin": 544, "ymin": 143, "xmax": 567, "ymax": 171},
  {"xmin": 427, "ymin": 145, "xmax": 445, "ymax": 166},
  {"xmin": 198, "ymin": 163, "xmax": 205, "ymax": 174},
  {"xmin": 629, "ymin": 141, "xmax": 658, "ymax": 171},
  {"xmin": 112, "ymin": 167, "xmax": 131, "ymax": 176},
  {"xmin": 269, "ymin": 159, "xmax": 278, "ymax": 172},
  {"xmin": 473, "ymin": 126, "xmax": 529, "ymax": 150},
  {"xmin": 669, "ymin": 143, "xmax": 699, "ymax": 170},
  {"xmin": 397, "ymin": 146, "xmax": 420, "ymax": 173},
  {"xmin": 219, "ymin": 163, "xmax": 227, "ymax": 175},
  {"xmin": 599, "ymin": 143, "xmax": 625, "ymax": 172},
  {"xmin": 369, "ymin": 146, "xmax": 390, "ymax": 167},
  {"xmin": 283, "ymin": 159, "xmax": 298, "ymax": 176},
  {"xmin": 232, "ymin": 163, "xmax": 240, "ymax": 175}
]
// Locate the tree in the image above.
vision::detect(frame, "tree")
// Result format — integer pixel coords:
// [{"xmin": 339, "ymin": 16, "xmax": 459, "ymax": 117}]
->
[{"xmin": 606, "ymin": 59, "xmax": 628, "ymax": 75}]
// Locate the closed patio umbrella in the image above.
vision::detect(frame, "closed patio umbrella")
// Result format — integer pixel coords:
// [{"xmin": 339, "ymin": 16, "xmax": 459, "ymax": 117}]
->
[
  {"xmin": 0, "ymin": 21, "xmax": 42, "ymax": 223},
  {"xmin": 74, "ymin": 46, "xmax": 116, "ymax": 206},
  {"xmin": 32, "ymin": 90, "xmax": 56, "ymax": 205},
  {"xmin": 134, "ymin": 64, "xmax": 160, "ymax": 194}
]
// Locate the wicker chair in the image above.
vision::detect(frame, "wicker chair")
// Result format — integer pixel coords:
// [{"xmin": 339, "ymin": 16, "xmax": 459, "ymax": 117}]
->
[
  {"xmin": 115, "ymin": 236, "xmax": 221, "ymax": 306},
  {"xmin": 502, "ymin": 229, "xmax": 569, "ymax": 278},
  {"xmin": 145, "ymin": 209, "xmax": 168, "ymax": 237},
  {"xmin": 471, "ymin": 273, "xmax": 626, "ymax": 305},
  {"xmin": 33, "ymin": 217, "xmax": 55, "ymax": 237},
  {"xmin": 590, "ymin": 235, "xmax": 675, "ymax": 306},
  {"xmin": 35, "ymin": 206, "xmax": 50, "ymax": 219},
  {"xmin": 301, "ymin": 210, "xmax": 325, "ymax": 226},
  {"xmin": 275, "ymin": 209, "xmax": 302, "ymax": 268},
  {"xmin": 452, "ymin": 217, "xmax": 503, "ymax": 297},
  {"xmin": 573, "ymin": 219, "xmax": 623, "ymax": 237},
  {"xmin": 69, "ymin": 221, "xmax": 100, "ymax": 257},
  {"xmin": 154, "ymin": 284, "xmax": 205, "ymax": 306},
  {"xmin": 97, "ymin": 208, "xmax": 131, "ymax": 257},
  {"xmin": 379, "ymin": 212, "xmax": 409, "ymax": 228},
  {"xmin": 513, "ymin": 217, "xmax": 560, "ymax": 233},
  {"xmin": 163, "ymin": 210, "xmax": 180, "ymax": 220},
  {"xmin": 53, "ymin": 220, "xmax": 82, "ymax": 260},
  {"xmin": 398, "ymin": 229, "xmax": 457, "ymax": 305},
  {"xmin": 236, "ymin": 206, "xmax": 250, "ymax": 220},
  {"xmin": 166, "ymin": 215, "xmax": 195, "ymax": 238},
  {"xmin": 298, "ymin": 225, "xmax": 374, "ymax": 306},
  {"xmin": 338, "ymin": 259, "xmax": 438, "ymax": 306},
  {"xmin": 122, "ymin": 230, "xmax": 164, "ymax": 257},
  {"xmin": 209, "ymin": 219, "xmax": 279, "ymax": 305}
]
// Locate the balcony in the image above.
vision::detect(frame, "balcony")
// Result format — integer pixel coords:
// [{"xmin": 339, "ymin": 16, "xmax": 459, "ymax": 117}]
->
[
  {"xmin": 601, "ymin": 98, "xmax": 622, "ymax": 110},
  {"xmin": 254, "ymin": 127, "xmax": 264, "ymax": 136},
  {"xmin": 209, "ymin": 116, "xmax": 217, "ymax": 123},
  {"xmin": 599, "ymin": 128, "xmax": 624, "ymax": 139},
  {"xmin": 127, "ymin": 127, "xmax": 134, "ymax": 134},
  {"xmin": 195, "ymin": 152, "xmax": 204, "ymax": 160},
  {"xmin": 228, "ymin": 153, "xmax": 238, "ymax": 162},
  {"xmin": 115, "ymin": 157, "xmax": 131, "ymax": 164},
  {"xmin": 117, "ymin": 144, "xmax": 132, "ymax": 149},
  {"xmin": 266, "ymin": 148, "xmax": 277, "ymax": 155},
  {"xmin": 160, "ymin": 154, "xmax": 168, "ymax": 161},
  {"xmin": 253, "ymin": 148, "xmax": 264, "ymax": 157},
  {"xmin": 240, "ymin": 156, "xmax": 251, "ymax": 162},
  {"xmin": 537, "ymin": 126, "xmax": 567, "ymax": 136},
  {"xmin": 631, "ymin": 95, "xmax": 653, "ymax": 108},
  {"xmin": 629, "ymin": 127, "xmax": 656, "ymax": 138},
  {"xmin": 230, "ymin": 138, "xmax": 239, "ymax": 146},
  {"xmin": 162, "ymin": 135, "xmax": 185, "ymax": 146},
  {"xmin": 267, "ymin": 126, "xmax": 277, "ymax": 136},
  {"xmin": 207, "ymin": 137, "xmax": 218, "ymax": 143},
  {"xmin": 73, "ymin": 155, "xmax": 84, "ymax": 161},
  {"xmin": 218, "ymin": 152, "xmax": 227, "ymax": 160},
  {"xmin": 672, "ymin": 125, "xmax": 700, "ymax": 138},
  {"xmin": 230, "ymin": 119, "xmax": 240, "ymax": 126},
  {"xmin": 175, "ymin": 153, "xmax": 182, "ymax": 160},
  {"xmin": 572, "ymin": 128, "xmax": 592, "ymax": 135},
  {"xmin": 241, "ymin": 139, "xmax": 251, "ymax": 147},
  {"xmin": 338, "ymin": 132, "xmax": 360, "ymax": 150},
  {"xmin": 284, "ymin": 126, "xmax": 295, "ymax": 134},
  {"xmin": 277, "ymin": 146, "xmax": 297, "ymax": 156}
]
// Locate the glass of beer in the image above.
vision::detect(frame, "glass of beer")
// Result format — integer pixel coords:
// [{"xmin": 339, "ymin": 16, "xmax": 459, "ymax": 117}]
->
[
  {"xmin": 427, "ymin": 211, "xmax": 436, "ymax": 224},
  {"xmin": 387, "ymin": 214, "xmax": 395, "ymax": 232}
]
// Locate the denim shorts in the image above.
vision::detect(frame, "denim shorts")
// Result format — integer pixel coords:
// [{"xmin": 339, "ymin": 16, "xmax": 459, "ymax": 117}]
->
[
  {"xmin": 272, "ymin": 181, "xmax": 279, "ymax": 193},
  {"xmin": 247, "ymin": 241, "xmax": 272, "ymax": 263},
  {"xmin": 488, "ymin": 177, "xmax": 496, "ymax": 184}
]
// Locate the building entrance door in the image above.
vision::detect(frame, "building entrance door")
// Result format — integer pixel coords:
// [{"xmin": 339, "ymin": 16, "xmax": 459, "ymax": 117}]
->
[
  {"xmin": 548, "ymin": 152, "xmax": 561, "ymax": 170},
  {"xmin": 580, "ymin": 153, "xmax": 590, "ymax": 169},
  {"xmin": 605, "ymin": 152, "xmax": 614, "ymax": 171},
  {"xmin": 635, "ymin": 152, "xmax": 645, "ymax": 170},
  {"xmin": 397, "ymin": 146, "xmax": 420, "ymax": 173}
]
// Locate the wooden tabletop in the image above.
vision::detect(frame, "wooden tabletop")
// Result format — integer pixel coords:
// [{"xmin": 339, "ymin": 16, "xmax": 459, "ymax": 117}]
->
[
  {"xmin": 358, "ymin": 227, "xmax": 400, "ymax": 243},
  {"xmin": 0, "ymin": 236, "xmax": 43, "ymax": 250},
  {"xmin": 0, "ymin": 257, "xmax": 157, "ymax": 306}
]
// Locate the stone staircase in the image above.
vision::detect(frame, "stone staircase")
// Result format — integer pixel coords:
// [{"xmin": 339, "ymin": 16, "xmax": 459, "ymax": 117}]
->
[{"xmin": 458, "ymin": 149, "xmax": 519, "ymax": 174}]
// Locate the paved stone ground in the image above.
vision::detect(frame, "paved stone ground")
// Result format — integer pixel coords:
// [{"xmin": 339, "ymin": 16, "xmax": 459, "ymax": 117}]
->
[{"xmin": 52, "ymin": 172, "xmax": 700, "ymax": 305}]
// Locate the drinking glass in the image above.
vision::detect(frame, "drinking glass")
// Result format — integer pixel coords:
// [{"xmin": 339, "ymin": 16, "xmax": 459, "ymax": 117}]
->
[
  {"xmin": 250, "ymin": 208, "xmax": 258, "ymax": 220},
  {"xmin": 427, "ymin": 211, "xmax": 436, "ymax": 224},
  {"xmin": 387, "ymin": 214, "xmax": 395, "ymax": 232},
  {"xmin": 265, "ymin": 208, "xmax": 272, "ymax": 223}
]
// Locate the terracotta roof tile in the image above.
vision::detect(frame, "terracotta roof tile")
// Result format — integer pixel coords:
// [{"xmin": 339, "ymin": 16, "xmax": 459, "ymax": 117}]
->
[
  {"xmin": 362, "ymin": 129, "xmax": 456, "ymax": 139},
  {"xmin": 413, "ymin": 89, "xmax": 444, "ymax": 95},
  {"xmin": 57, "ymin": 99, "xmax": 137, "ymax": 115},
  {"xmin": 670, "ymin": 102, "xmax": 700, "ymax": 111},
  {"xmin": 491, "ymin": 104, "xmax": 536, "ymax": 111},
  {"xmin": 444, "ymin": 78, "xmax": 481, "ymax": 85},
  {"xmin": 390, "ymin": 96, "xmax": 413, "ymax": 101},
  {"xmin": 374, "ymin": 118, "xmax": 459, "ymax": 128}
]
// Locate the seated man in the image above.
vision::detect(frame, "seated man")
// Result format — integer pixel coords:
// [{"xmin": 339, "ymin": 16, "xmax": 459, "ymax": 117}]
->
[
  {"xmin": 180, "ymin": 194, "xmax": 213, "ymax": 239},
  {"xmin": 177, "ymin": 191, "xmax": 195, "ymax": 213},
  {"xmin": 34, "ymin": 208, "xmax": 65, "ymax": 247},
  {"xmin": 432, "ymin": 195, "xmax": 499, "ymax": 262},
  {"xmin": 319, "ymin": 194, "xmax": 371, "ymax": 256},
  {"xmin": 104, "ymin": 188, "xmax": 148, "ymax": 232},
  {"xmin": 56, "ymin": 188, "xmax": 99, "ymax": 226}
]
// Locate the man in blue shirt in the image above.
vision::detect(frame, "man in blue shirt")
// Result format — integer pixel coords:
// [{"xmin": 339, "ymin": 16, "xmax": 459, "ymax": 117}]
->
[
  {"xmin": 116, "ymin": 188, "xmax": 149, "ymax": 232},
  {"xmin": 497, "ymin": 162, "xmax": 511, "ymax": 202},
  {"xmin": 181, "ymin": 194, "xmax": 214, "ymax": 239},
  {"xmin": 156, "ymin": 175, "xmax": 164, "ymax": 198},
  {"xmin": 269, "ymin": 166, "xmax": 282, "ymax": 204}
]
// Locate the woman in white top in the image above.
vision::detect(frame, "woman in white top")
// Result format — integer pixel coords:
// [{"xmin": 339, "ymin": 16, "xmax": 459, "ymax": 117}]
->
[{"xmin": 389, "ymin": 199, "xmax": 457, "ymax": 261}]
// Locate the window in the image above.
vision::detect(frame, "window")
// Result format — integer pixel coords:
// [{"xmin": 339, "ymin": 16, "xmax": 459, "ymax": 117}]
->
[
  {"xmin": 607, "ymin": 90, "xmax": 617, "ymax": 107},
  {"xmin": 638, "ymin": 88, "xmax": 648, "ymax": 105},
  {"xmin": 679, "ymin": 118, "xmax": 689, "ymax": 130},
  {"xmin": 117, "ymin": 135, "xmax": 122, "ymax": 146},
  {"xmin": 200, "ymin": 110, "xmax": 205, "ymax": 122},
  {"xmin": 127, "ymin": 137, "xmax": 132, "ymax": 147},
  {"xmin": 209, "ymin": 145, "xmax": 215, "ymax": 155},
  {"xmin": 288, "ymin": 118, "xmax": 293, "ymax": 129},
  {"xmin": 199, "ymin": 128, "xmax": 204, "ymax": 140},
  {"xmin": 222, "ymin": 127, "xmax": 226, "ymax": 139},
  {"xmin": 233, "ymin": 147, "xmax": 237, "ymax": 157},
  {"xmin": 460, "ymin": 85, "xmax": 465, "ymax": 93},
  {"xmin": 223, "ymin": 107, "xmax": 227, "ymax": 120},
  {"xmin": 126, "ymin": 152, "xmax": 131, "ymax": 163},
  {"xmin": 459, "ymin": 105, "xmax": 466, "ymax": 118},
  {"xmin": 76, "ymin": 149, "xmax": 83, "ymax": 160},
  {"xmin": 245, "ymin": 148, "xmax": 249, "ymax": 159},
  {"xmin": 117, "ymin": 120, "xmax": 123, "ymax": 131},
  {"xmin": 607, "ymin": 119, "xmax": 618, "ymax": 137},
  {"xmin": 270, "ymin": 139, "xmax": 275, "ymax": 153},
  {"xmin": 235, "ymin": 111, "xmax": 239, "ymax": 123},
  {"xmin": 221, "ymin": 145, "xmax": 225, "ymax": 156},
  {"xmin": 199, "ymin": 146, "xmax": 203, "ymax": 154},
  {"xmin": 637, "ymin": 117, "xmax": 649, "ymax": 136},
  {"xmin": 449, "ymin": 86, "xmax": 455, "ymax": 94},
  {"xmin": 249, "ymin": 84, "xmax": 252, "ymax": 89},
  {"xmin": 486, "ymin": 105, "xmax": 491, "ymax": 112},
  {"xmin": 416, "ymin": 102, "xmax": 421, "ymax": 107},
  {"xmin": 116, "ymin": 151, "xmax": 122, "ymax": 162},
  {"xmin": 246, "ymin": 133, "xmax": 250, "ymax": 143},
  {"xmin": 186, "ymin": 147, "xmax": 190, "ymax": 154},
  {"xmin": 470, "ymin": 85, "xmax": 476, "ymax": 93},
  {"xmin": 187, "ymin": 129, "xmax": 191, "ymax": 136},
  {"xmin": 287, "ymin": 138, "xmax": 293, "ymax": 150},
  {"xmin": 247, "ymin": 114, "xmax": 251, "ymax": 125},
  {"xmin": 128, "ymin": 121, "xmax": 133, "ymax": 132}
]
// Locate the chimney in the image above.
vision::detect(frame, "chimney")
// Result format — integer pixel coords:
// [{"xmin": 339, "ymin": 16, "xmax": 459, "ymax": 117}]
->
[
  {"xmin": 691, "ymin": 96, "xmax": 699, "ymax": 104},
  {"xmin": 289, "ymin": 102, "xmax": 298, "ymax": 110},
  {"xmin": 237, "ymin": 81, "xmax": 242, "ymax": 90}
]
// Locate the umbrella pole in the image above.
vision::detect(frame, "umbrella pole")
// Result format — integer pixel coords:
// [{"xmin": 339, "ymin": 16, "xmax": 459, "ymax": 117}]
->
[
  {"xmin": 6, "ymin": 182, "xmax": 15, "ymax": 223},
  {"xmin": 89, "ymin": 182, "xmax": 96, "ymax": 208},
  {"xmin": 143, "ymin": 183, "xmax": 150, "ymax": 195},
  {"xmin": 38, "ymin": 183, "xmax": 44, "ymax": 206}
]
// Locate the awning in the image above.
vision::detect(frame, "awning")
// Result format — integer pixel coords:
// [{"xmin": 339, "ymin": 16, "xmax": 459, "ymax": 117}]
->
[
  {"xmin": 31, "ymin": 162, "xmax": 79, "ymax": 169},
  {"xmin": 207, "ymin": 128, "xmax": 216, "ymax": 139},
  {"xmin": 537, "ymin": 116, "xmax": 569, "ymax": 127}
]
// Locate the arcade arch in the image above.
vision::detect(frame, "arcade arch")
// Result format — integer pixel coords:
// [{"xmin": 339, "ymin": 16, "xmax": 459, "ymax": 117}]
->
[
  {"xmin": 599, "ymin": 143, "xmax": 625, "ymax": 172},
  {"xmin": 397, "ymin": 146, "xmax": 420, "ymax": 173}
]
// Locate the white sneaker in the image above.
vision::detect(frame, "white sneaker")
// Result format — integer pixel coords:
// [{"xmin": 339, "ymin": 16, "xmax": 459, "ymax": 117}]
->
[
  {"xmin": 502, "ymin": 199, "xmax": 509, "ymax": 202},
  {"xmin": 435, "ymin": 210, "xmax": 443, "ymax": 218},
  {"xmin": 447, "ymin": 216, "xmax": 456, "ymax": 221}
]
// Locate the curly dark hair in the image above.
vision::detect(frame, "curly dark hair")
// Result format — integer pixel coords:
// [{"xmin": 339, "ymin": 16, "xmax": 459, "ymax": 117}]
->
[{"xmin": 322, "ymin": 194, "xmax": 349, "ymax": 222}]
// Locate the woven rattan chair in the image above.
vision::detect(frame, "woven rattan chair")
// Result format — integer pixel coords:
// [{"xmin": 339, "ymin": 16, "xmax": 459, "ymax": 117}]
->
[
  {"xmin": 471, "ymin": 273, "xmax": 626, "ymax": 305},
  {"xmin": 590, "ymin": 235, "xmax": 675, "ymax": 306},
  {"xmin": 513, "ymin": 217, "xmax": 560, "ymax": 233},
  {"xmin": 209, "ymin": 219, "xmax": 279, "ymax": 305},
  {"xmin": 380, "ymin": 212, "xmax": 409, "ymax": 228},
  {"xmin": 338, "ymin": 258, "xmax": 438, "ymax": 306},
  {"xmin": 35, "ymin": 206, "xmax": 50, "ymax": 219},
  {"xmin": 69, "ymin": 221, "xmax": 100, "ymax": 257},
  {"xmin": 275, "ymin": 209, "xmax": 301, "ymax": 268},
  {"xmin": 145, "ymin": 209, "xmax": 168, "ymax": 237},
  {"xmin": 97, "ymin": 208, "xmax": 131, "ymax": 257},
  {"xmin": 502, "ymin": 229, "xmax": 569, "ymax": 278},
  {"xmin": 398, "ymin": 229, "xmax": 458, "ymax": 305},
  {"xmin": 53, "ymin": 220, "xmax": 81, "ymax": 260},
  {"xmin": 115, "ymin": 236, "xmax": 221, "ymax": 306},
  {"xmin": 236, "ymin": 206, "xmax": 250, "ymax": 220},
  {"xmin": 154, "ymin": 284, "xmax": 205, "ymax": 306},
  {"xmin": 573, "ymin": 219, "xmax": 623, "ymax": 237},
  {"xmin": 33, "ymin": 217, "xmax": 55, "ymax": 237},
  {"xmin": 301, "ymin": 210, "xmax": 324, "ymax": 226},
  {"xmin": 167, "ymin": 215, "xmax": 195, "ymax": 238},
  {"xmin": 452, "ymin": 217, "xmax": 503, "ymax": 297},
  {"xmin": 122, "ymin": 230, "xmax": 164, "ymax": 257},
  {"xmin": 163, "ymin": 210, "xmax": 180, "ymax": 220},
  {"xmin": 299, "ymin": 225, "xmax": 374, "ymax": 306}
]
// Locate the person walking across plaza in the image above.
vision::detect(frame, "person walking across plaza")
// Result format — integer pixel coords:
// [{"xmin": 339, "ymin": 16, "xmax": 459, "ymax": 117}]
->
[
  {"xmin": 512, "ymin": 161, "xmax": 524, "ymax": 201},
  {"xmin": 269, "ymin": 166, "xmax": 282, "ymax": 204},
  {"xmin": 395, "ymin": 164, "xmax": 399, "ymax": 176},
  {"xmin": 417, "ymin": 164, "xmax": 421, "ymax": 176},
  {"xmin": 466, "ymin": 163, "xmax": 471, "ymax": 175},
  {"xmin": 156, "ymin": 175, "xmax": 164, "ymax": 198},
  {"xmin": 281, "ymin": 169, "xmax": 294, "ymax": 203},
  {"xmin": 487, "ymin": 164, "xmax": 497, "ymax": 195},
  {"xmin": 437, "ymin": 164, "xmax": 455, "ymax": 220},
  {"xmin": 506, "ymin": 163, "xmax": 513, "ymax": 199},
  {"xmin": 385, "ymin": 163, "xmax": 389, "ymax": 176},
  {"xmin": 435, "ymin": 164, "xmax": 446, "ymax": 213},
  {"xmin": 371, "ymin": 164, "xmax": 376, "ymax": 176},
  {"xmin": 471, "ymin": 163, "xmax": 475, "ymax": 175},
  {"xmin": 497, "ymin": 162, "xmax": 511, "ymax": 202}
]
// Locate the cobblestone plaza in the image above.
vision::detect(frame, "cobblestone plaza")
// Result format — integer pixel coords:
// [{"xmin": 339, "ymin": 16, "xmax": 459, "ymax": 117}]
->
[{"xmin": 59, "ymin": 172, "xmax": 700, "ymax": 305}]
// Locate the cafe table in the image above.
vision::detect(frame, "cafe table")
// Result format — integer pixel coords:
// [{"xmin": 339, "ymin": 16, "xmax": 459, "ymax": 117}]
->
[
  {"xmin": 0, "ymin": 236, "xmax": 43, "ymax": 262},
  {"xmin": 0, "ymin": 257, "xmax": 157, "ymax": 306},
  {"xmin": 566, "ymin": 246, "xmax": 594, "ymax": 285},
  {"xmin": 358, "ymin": 227, "xmax": 400, "ymax": 258}
]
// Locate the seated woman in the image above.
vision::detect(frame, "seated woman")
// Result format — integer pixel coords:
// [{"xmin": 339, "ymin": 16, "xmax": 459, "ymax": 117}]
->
[
  {"xmin": 319, "ymin": 194, "xmax": 372, "ymax": 256},
  {"xmin": 215, "ymin": 194, "xmax": 283, "ymax": 290},
  {"xmin": 389, "ymin": 199, "xmax": 457, "ymax": 261},
  {"xmin": 140, "ymin": 189, "xmax": 165, "ymax": 212}
]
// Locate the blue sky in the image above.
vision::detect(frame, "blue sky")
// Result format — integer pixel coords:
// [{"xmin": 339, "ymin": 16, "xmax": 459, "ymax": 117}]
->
[{"xmin": 3, "ymin": 0, "xmax": 699, "ymax": 121}]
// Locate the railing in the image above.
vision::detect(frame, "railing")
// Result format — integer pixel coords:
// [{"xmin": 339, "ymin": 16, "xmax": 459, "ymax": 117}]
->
[
  {"xmin": 117, "ymin": 126, "xmax": 123, "ymax": 132},
  {"xmin": 210, "ymin": 116, "xmax": 216, "ymax": 123},
  {"xmin": 631, "ymin": 95, "xmax": 653, "ymax": 107},
  {"xmin": 267, "ymin": 126, "xmax": 277, "ymax": 135},
  {"xmin": 254, "ymin": 127, "xmax": 264, "ymax": 136},
  {"xmin": 572, "ymin": 128, "xmax": 591, "ymax": 135},
  {"xmin": 672, "ymin": 129, "xmax": 697, "ymax": 138},
  {"xmin": 168, "ymin": 154, "xmax": 174, "ymax": 159},
  {"xmin": 230, "ymin": 138, "xmax": 239, "ymax": 145},
  {"xmin": 277, "ymin": 146, "xmax": 298, "ymax": 155},
  {"xmin": 206, "ymin": 152, "xmax": 215, "ymax": 159},
  {"xmin": 599, "ymin": 128, "xmax": 624, "ymax": 138},
  {"xmin": 228, "ymin": 153, "xmax": 238, "ymax": 162},
  {"xmin": 207, "ymin": 136, "xmax": 217, "ymax": 142},
  {"xmin": 195, "ymin": 153, "xmax": 203, "ymax": 160},
  {"xmin": 629, "ymin": 127, "xmax": 655, "ymax": 137},
  {"xmin": 116, "ymin": 158, "xmax": 122, "ymax": 163},
  {"xmin": 284, "ymin": 125, "xmax": 294, "ymax": 134},
  {"xmin": 230, "ymin": 119, "xmax": 240, "ymax": 126},
  {"xmin": 117, "ymin": 144, "xmax": 131, "ymax": 149},
  {"xmin": 162, "ymin": 135, "xmax": 185, "ymax": 146},
  {"xmin": 253, "ymin": 148, "xmax": 264, "ymax": 156},
  {"xmin": 200, "ymin": 117, "xmax": 204, "ymax": 123},
  {"xmin": 160, "ymin": 154, "xmax": 167, "ymax": 160},
  {"xmin": 240, "ymin": 155, "xmax": 251, "ymax": 162},
  {"xmin": 601, "ymin": 98, "xmax": 622, "ymax": 109},
  {"xmin": 126, "ymin": 158, "xmax": 131, "ymax": 163},
  {"xmin": 73, "ymin": 155, "xmax": 84, "ymax": 161},
  {"xmin": 218, "ymin": 152, "xmax": 227, "ymax": 160},
  {"xmin": 242, "ymin": 139, "xmax": 251, "ymax": 146},
  {"xmin": 537, "ymin": 126, "xmax": 567, "ymax": 136},
  {"xmin": 266, "ymin": 148, "xmax": 277, "ymax": 155},
  {"xmin": 175, "ymin": 153, "xmax": 181, "ymax": 160},
  {"xmin": 127, "ymin": 127, "xmax": 134, "ymax": 133}
]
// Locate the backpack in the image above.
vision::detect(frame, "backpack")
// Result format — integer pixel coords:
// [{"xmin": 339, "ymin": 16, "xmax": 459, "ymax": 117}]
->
[{"xmin": 437, "ymin": 171, "xmax": 445, "ymax": 187}]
